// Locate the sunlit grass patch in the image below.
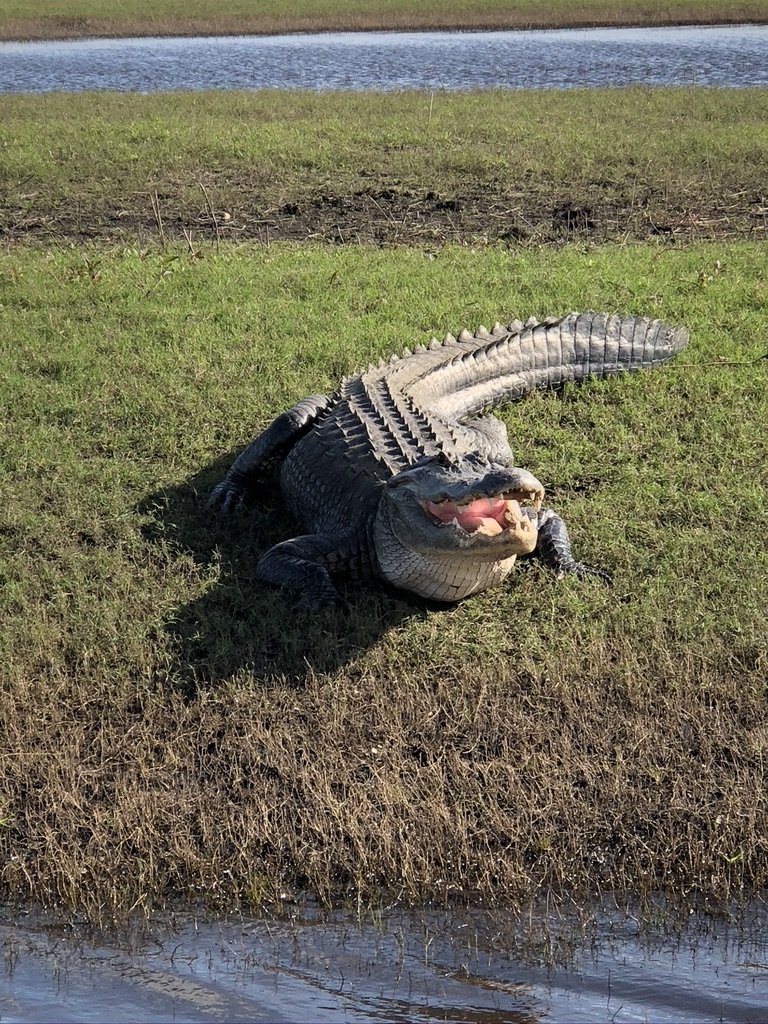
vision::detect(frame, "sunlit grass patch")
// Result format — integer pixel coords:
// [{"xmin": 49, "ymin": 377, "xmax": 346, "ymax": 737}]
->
[{"xmin": 0, "ymin": 239, "xmax": 766, "ymax": 922}]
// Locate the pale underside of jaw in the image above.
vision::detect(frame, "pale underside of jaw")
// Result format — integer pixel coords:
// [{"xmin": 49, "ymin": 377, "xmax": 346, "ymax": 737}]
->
[{"xmin": 423, "ymin": 493, "xmax": 540, "ymax": 538}]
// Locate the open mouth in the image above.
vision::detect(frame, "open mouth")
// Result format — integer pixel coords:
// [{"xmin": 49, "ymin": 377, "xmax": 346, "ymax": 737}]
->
[{"xmin": 423, "ymin": 492, "xmax": 541, "ymax": 538}]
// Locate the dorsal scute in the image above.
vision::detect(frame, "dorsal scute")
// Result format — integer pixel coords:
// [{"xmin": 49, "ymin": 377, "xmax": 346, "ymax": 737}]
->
[{"xmin": 371, "ymin": 313, "xmax": 572, "ymax": 378}]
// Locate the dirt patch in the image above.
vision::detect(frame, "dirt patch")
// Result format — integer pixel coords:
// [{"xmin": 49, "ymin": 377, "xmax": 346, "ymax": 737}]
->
[{"xmin": 3, "ymin": 177, "xmax": 766, "ymax": 246}]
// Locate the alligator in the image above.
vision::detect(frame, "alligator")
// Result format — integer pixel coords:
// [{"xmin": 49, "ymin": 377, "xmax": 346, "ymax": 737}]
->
[{"xmin": 209, "ymin": 311, "xmax": 688, "ymax": 609}]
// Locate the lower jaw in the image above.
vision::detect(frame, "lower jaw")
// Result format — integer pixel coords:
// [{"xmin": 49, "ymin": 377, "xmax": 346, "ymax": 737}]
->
[
  {"xmin": 379, "ymin": 550, "xmax": 520, "ymax": 603},
  {"xmin": 460, "ymin": 522, "xmax": 538, "ymax": 554}
]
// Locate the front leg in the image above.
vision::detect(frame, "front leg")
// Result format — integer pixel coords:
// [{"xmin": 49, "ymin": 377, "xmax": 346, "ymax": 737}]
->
[
  {"xmin": 528, "ymin": 508, "xmax": 611, "ymax": 584},
  {"xmin": 256, "ymin": 533, "xmax": 360, "ymax": 611},
  {"xmin": 209, "ymin": 395, "xmax": 331, "ymax": 513}
]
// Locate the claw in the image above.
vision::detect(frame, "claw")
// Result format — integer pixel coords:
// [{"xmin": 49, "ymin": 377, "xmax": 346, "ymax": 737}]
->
[
  {"xmin": 574, "ymin": 562, "xmax": 612, "ymax": 586},
  {"xmin": 208, "ymin": 480, "xmax": 247, "ymax": 514}
]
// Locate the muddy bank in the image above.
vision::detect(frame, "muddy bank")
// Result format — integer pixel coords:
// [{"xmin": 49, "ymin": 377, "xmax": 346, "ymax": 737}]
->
[
  {"xmin": 4, "ymin": 88, "xmax": 766, "ymax": 250},
  {"xmin": 5, "ymin": 178, "xmax": 767, "ymax": 247}
]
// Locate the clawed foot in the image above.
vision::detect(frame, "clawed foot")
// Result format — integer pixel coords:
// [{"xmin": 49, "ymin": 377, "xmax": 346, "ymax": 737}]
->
[
  {"xmin": 207, "ymin": 479, "xmax": 247, "ymax": 514},
  {"xmin": 568, "ymin": 562, "xmax": 612, "ymax": 586}
]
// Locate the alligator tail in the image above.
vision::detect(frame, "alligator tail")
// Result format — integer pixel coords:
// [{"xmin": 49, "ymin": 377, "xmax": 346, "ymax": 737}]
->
[{"xmin": 422, "ymin": 311, "xmax": 689, "ymax": 420}]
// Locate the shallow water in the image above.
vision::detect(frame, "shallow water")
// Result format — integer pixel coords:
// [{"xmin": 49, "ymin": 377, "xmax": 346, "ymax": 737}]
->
[
  {"xmin": 2, "ymin": 902, "xmax": 768, "ymax": 1022},
  {"xmin": 0, "ymin": 25, "xmax": 767, "ymax": 93}
]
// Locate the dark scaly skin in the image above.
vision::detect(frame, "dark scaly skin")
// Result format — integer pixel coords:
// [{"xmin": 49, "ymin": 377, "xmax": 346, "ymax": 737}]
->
[
  {"xmin": 209, "ymin": 311, "xmax": 688, "ymax": 608},
  {"xmin": 525, "ymin": 508, "xmax": 611, "ymax": 584},
  {"xmin": 208, "ymin": 394, "xmax": 331, "ymax": 513}
]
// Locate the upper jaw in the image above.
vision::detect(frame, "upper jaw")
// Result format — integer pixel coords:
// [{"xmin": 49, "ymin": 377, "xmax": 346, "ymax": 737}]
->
[{"xmin": 388, "ymin": 459, "xmax": 545, "ymax": 506}]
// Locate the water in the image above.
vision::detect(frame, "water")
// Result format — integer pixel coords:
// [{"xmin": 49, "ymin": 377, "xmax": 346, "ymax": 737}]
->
[
  {"xmin": 0, "ymin": 25, "xmax": 766, "ymax": 94},
  {"xmin": 2, "ymin": 903, "xmax": 768, "ymax": 1022}
]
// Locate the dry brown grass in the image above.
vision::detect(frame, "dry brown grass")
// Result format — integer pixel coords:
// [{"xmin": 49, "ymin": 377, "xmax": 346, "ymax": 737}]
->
[{"xmin": 2, "ymin": 633, "xmax": 766, "ymax": 923}]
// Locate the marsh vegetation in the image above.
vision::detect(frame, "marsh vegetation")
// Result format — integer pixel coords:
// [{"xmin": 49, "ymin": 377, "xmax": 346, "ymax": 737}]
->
[{"xmin": 1, "ymin": 0, "xmax": 765, "ymax": 41}]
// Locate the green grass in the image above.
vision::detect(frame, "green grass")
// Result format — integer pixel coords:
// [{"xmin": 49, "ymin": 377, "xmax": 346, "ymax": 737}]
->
[
  {"xmin": 1, "ymin": 238, "xmax": 767, "ymax": 922},
  {"xmin": 2, "ymin": 89, "xmax": 767, "ymax": 246},
  {"xmin": 0, "ymin": 0, "xmax": 764, "ymax": 40}
]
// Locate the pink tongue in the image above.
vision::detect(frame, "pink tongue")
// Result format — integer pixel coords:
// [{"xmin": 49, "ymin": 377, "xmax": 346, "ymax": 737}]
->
[{"xmin": 426, "ymin": 496, "xmax": 507, "ymax": 530}]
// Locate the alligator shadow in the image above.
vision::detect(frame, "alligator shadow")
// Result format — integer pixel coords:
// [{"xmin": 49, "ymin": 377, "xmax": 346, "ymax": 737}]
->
[{"xmin": 138, "ymin": 453, "xmax": 422, "ymax": 694}]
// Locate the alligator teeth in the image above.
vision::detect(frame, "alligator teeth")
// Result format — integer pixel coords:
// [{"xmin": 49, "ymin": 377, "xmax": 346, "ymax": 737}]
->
[
  {"xmin": 503, "ymin": 489, "xmax": 543, "ymax": 511},
  {"xmin": 475, "ymin": 519, "xmax": 504, "ymax": 537}
]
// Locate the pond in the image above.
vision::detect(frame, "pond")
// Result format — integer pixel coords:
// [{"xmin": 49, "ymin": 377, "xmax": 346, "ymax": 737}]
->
[{"xmin": 0, "ymin": 24, "xmax": 767, "ymax": 93}]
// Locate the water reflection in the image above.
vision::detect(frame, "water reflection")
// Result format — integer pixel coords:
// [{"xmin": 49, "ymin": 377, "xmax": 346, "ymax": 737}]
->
[
  {"xmin": 0, "ymin": 25, "xmax": 767, "ymax": 93},
  {"xmin": 2, "ymin": 901, "xmax": 768, "ymax": 1022}
]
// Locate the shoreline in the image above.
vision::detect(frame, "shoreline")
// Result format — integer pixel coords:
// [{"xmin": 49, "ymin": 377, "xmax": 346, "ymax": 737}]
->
[{"xmin": 1, "ymin": 13, "xmax": 766, "ymax": 44}]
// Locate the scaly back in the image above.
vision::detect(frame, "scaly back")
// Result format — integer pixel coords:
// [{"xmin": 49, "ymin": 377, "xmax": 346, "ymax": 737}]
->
[{"xmin": 342, "ymin": 311, "xmax": 688, "ymax": 470}]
